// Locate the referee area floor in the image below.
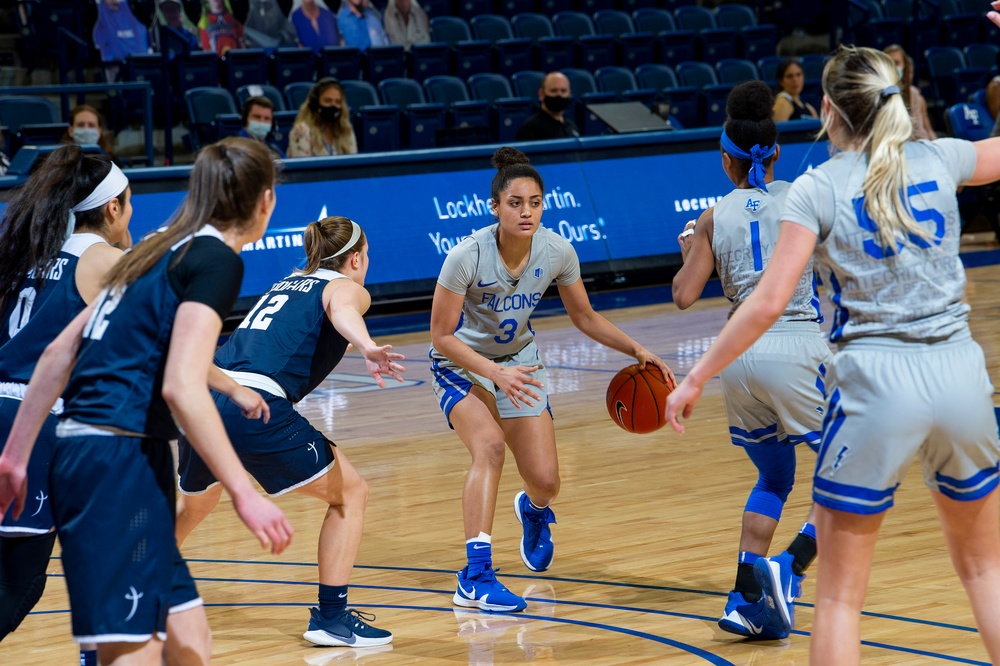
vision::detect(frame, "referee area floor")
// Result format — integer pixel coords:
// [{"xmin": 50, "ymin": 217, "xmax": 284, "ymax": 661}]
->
[{"xmin": 7, "ymin": 242, "xmax": 1000, "ymax": 665}]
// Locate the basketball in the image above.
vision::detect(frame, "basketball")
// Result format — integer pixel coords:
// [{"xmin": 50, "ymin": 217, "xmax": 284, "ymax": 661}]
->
[{"xmin": 606, "ymin": 364, "xmax": 671, "ymax": 434}]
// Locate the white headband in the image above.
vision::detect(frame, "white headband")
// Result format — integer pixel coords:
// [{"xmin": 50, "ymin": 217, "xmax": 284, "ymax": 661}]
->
[
  {"xmin": 66, "ymin": 163, "xmax": 129, "ymax": 241},
  {"xmin": 320, "ymin": 220, "xmax": 362, "ymax": 260}
]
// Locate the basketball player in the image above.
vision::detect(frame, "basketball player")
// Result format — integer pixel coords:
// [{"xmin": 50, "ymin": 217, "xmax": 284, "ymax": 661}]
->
[
  {"xmin": 671, "ymin": 80, "xmax": 828, "ymax": 640},
  {"xmin": 0, "ymin": 147, "xmax": 131, "ymax": 666},
  {"xmin": 0, "ymin": 137, "xmax": 293, "ymax": 666},
  {"xmin": 666, "ymin": 45, "xmax": 1000, "ymax": 663},
  {"xmin": 430, "ymin": 146, "xmax": 676, "ymax": 612},
  {"xmin": 175, "ymin": 216, "xmax": 403, "ymax": 648}
]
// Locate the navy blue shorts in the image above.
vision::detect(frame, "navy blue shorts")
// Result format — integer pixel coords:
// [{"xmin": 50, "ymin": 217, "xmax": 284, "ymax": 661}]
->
[
  {"xmin": 52, "ymin": 432, "xmax": 192, "ymax": 643},
  {"xmin": 177, "ymin": 389, "xmax": 336, "ymax": 497},
  {"xmin": 0, "ymin": 397, "xmax": 56, "ymax": 535}
]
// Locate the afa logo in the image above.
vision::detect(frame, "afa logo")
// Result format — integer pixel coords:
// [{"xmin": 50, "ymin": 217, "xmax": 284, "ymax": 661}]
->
[
  {"xmin": 745, "ymin": 198, "xmax": 761, "ymax": 213},
  {"xmin": 534, "ymin": 268, "xmax": 543, "ymax": 278}
]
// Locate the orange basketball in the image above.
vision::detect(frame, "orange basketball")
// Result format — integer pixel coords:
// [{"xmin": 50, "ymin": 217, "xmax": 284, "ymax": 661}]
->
[{"xmin": 606, "ymin": 364, "xmax": 672, "ymax": 434}]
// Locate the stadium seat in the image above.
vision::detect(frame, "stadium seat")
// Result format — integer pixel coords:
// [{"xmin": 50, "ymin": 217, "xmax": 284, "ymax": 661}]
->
[
  {"xmin": 970, "ymin": 87, "xmax": 991, "ymax": 116},
  {"xmin": 408, "ymin": 42, "xmax": 451, "ymax": 82},
  {"xmin": 757, "ymin": 55, "xmax": 785, "ymax": 84},
  {"xmin": 424, "ymin": 75, "xmax": 491, "ymax": 129},
  {"xmin": 848, "ymin": 0, "xmax": 903, "ymax": 50},
  {"xmin": 636, "ymin": 63, "xmax": 699, "ymax": 128},
  {"xmin": 467, "ymin": 73, "xmax": 535, "ymax": 142},
  {"xmin": 716, "ymin": 58, "xmax": 759, "ymax": 85},
  {"xmin": 926, "ymin": 46, "xmax": 988, "ymax": 105},
  {"xmin": 319, "ymin": 46, "xmax": 363, "ymax": 80},
  {"xmin": 498, "ymin": 0, "xmax": 536, "ymax": 15},
  {"xmin": 420, "ymin": 0, "xmax": 454, "ymax": 18},
  {"xmin": 366, "ymin": 46, "xmax": 408, "ymax": 85},
  {"xmin": 965, "ymin": 43, "xmax": 1000, "ymax": 77},
  {"xmin": 15, "ymin": 123, "xmax": 69, "ymax": 151},
  {"xmin": 561, "ymin": 67, "xmax": 616, "ymax": 134},
  {"xmin": 632, "ymin": 7, "xmax": 676, "ymax": 33},
  {"xmin": 175, "ymin": 51, "xmax": 219, "ymax": 98},
  {"xmin": 342, "ymin": 80, "xmax": 380, "ymax": 109},
  {"xmin": 237, "ymin": 84, "xmax": 286, "ymax": 111},
  {"xmin": 553, "ymin": 11, "xmax": 615, "ymax": 70},
  {"xmin": 122, "ymin": 53, "xmax": 171, "ymax": 124},
  {"xmin": 470, "ymin": 15, "xmax": 534, "ymax": 76},
  {"xmin": 431, "ymin": 17, "xmax": 493, "ymax": 77},
  {"xmin": 594, "ymin": 10, "xmax": 655, "ymax": 68},
  {"xmin": 378, "ymin": 77, "xmax": 447, "ymax": 149},
  {"xmin": 270, "ymin": 110, "xmax": 298, "ymax": 155},
  {"xmin": 945, "ymin": 102, "xmax": 993, "ymax": 140},
  {"xmin": 221, "ymin": 48, "xmax": 269, "ymax": 95},
  {"xmin": 715, "ymin": 4, "xmax": 777, "ymax": 60},
  {"xmin": 284, "ymin": 82, "xmax": 313, "ymax": 111},
  {"xmin": 512, "ymin": 70, "xmax": 546, "ymax": 98},
  {"xmin": 457, "ymin": 0, "xmax": 494, "ymax": 21},
  {"xmin": 341, "ymin": 80, "xmax": 402, "ymax": 153},
  {"xmin": 674, "ymin": 6, "xmax": 737, "ymax": 63},
  {"xmin": 632, "ymin": 10, "xmax": 696, "ymax": 66},
  {"xmin": 512, "ymin": 14, "xmax": 575, "ymax": 71},
  {"xmin": 431, "ymin": 16, "xmax": 473, "ymax": 45},
  {"xmin": 184, "ymin": 87, "xmax": 237, "ymax": 151},
  {"xmin": 595, "ymin": 66, "xmax": 655, "ymax": 105},
  {"xmin": 270, "ymin": 47, "xmax": 317, "ymax": 89}
]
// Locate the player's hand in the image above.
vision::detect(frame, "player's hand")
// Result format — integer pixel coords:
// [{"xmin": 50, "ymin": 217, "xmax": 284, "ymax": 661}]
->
[
  {"xmin": 361, "ymin": 344, "xmax": 406, "ymax": 388},
  {"xmin": 232, "ymin": 491, "xmax": 294, "ymax": 555},
  {"xmin": 231, "ymin": 385, "xmax": 270, "ymax": 423},
  {"xmin": 0, "ymin": 455, "xmax": 28, "ymax": 522},
  {"xmin": 677, "ymin": 220, "xmax": 696, "ymax": 258},
  {"xmin": 989, "ymin": 1, "xmax": 1000, "ymax": 28},
  {"xmin": 493, "ymin": 364, "xmax": 543, "ymax": 409},
  {"xmin": 635, "ymin": 349, "xmax": 677, "ymax": 390},
  {"xmin": 664, "ymin": 377, "xmax": 703, "ymax": 434}
]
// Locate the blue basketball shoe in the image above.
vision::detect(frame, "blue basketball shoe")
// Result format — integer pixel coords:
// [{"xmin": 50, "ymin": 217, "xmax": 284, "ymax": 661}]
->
[
  {"xmin": 453, "ymin": 564, "xmax": 527, "ymax": 612},
  {"xmin": 754, "ymin": 551, "xmax": 803, "ymax": 635},
  {"xmin": 718, "ymin": 591, "xmax": 788, "ymax": 640},
  {"xmin": 514, "ymin": 490, "xmax": 555, "ymax": 572},
  {"xmin": 303, "ymin": 607, "xmax": 393, "ymax": 647}
]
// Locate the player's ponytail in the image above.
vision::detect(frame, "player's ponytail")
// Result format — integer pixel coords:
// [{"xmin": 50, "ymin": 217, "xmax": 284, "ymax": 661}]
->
[
  {"xmin": 822, "ymin": 45, "xmax": 925, "ymax": 251},
  {"xmin": 0, "ymin": 145, "xmax": 121, "ymax": 306},
  {"xmin": 721, "ymin": 81, "xmax": 778, "ymax": 188},
  {"xmin": 490, "ymin": 146, "xmax": 544, "ymax": 208},
  {"xmin": 302, "ymin": 216, "xmax": 366, "ymax": 273}
]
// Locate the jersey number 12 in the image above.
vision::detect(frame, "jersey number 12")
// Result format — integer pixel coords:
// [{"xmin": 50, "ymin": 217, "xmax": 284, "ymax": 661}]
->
[{"xmin": 239, "ymin": 294, "xmax": 289, "ymax": 331}]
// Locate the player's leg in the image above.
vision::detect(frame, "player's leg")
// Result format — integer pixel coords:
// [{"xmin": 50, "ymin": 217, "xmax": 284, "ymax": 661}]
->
[
  {"xmin": 0, "ymin": 532, "xmax": 55, "ymax": 640},
  {"xmin": 174, "ymin": 485, "xmax": 223, "ymax": 546},
  {"xmin": 503, "ymin": 410, "xmax": 558, "ymax": 573},
  {"xmin": 163, "ymin": 605, "xmax": 211, "ymax": 666},
  {"xmin": 96, "ymin": 638, "xmax": 166, "ymax": 665},
  {"xmin": 931, "ymin": 489, "xmax": 1000, "ymax": 662}
]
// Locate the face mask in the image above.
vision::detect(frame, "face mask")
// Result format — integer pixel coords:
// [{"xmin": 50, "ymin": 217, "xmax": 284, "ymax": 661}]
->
[
  {"xmin": 543, "ymin": 95, "xmax": 571, "ymax": 113},
  {"xmin": 245, "ymin": 120, "xmax": 271, "ymax": 140},
  {"xmin": 896, "ymin": 65, "xmax": 904, "ymax": 82},
  {"xmin": 73, "ymin": 128, "xmax": 100, "ymax": 145},
  {"xmin": 319, "ymin": 105, "xmax": 342, "ymax": 123}
]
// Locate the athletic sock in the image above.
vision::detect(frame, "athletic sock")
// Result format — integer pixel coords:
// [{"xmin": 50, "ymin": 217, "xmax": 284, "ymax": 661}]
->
[
  {"xmin": 466, "ymin": 533, "xmax": 492, "ymax": 570},
  {"xmin": 318, "ymin": 584, "xmax": 348, "ymax": 620},
  {"xmin": 79, "ymin": 649, "xmax": 97, "ymax": 666},
  {"xmin": 734, "ymin": 552, "xmax": 761, "ymax": 602},
  {"xmin": 525, "ymin": 497, "xmax": 547, "ymax": 516},
  {"xmin": 787, "ymin": 522, "xmax": 817, "ymax": 576}
]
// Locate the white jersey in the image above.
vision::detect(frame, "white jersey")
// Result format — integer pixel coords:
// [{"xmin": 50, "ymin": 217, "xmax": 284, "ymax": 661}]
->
[
  {"xmin": 712, "ymin": 180, "xmax": 821, "ymax": 322},
  {"xmin": 434, "ymin": 224, "xmax": 581, "ymax": 359},
  {"xmin": 783, "ymin": 139, "xmax": 977, "ymax": 344}
]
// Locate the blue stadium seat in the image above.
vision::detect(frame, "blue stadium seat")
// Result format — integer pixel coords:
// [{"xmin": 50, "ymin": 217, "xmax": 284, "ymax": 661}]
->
[
  {"xmin": 715, "ymin": 4, "xmax": 777, "ymax": 60},
  {"xmin": 15, "ymin": 122, "xmax": 69, "ymax": 150},
  {"xmin": 632, "ymin": 8, "xmax": 676, "ymax": 33},
  {"xmin": 421, "ymin": 0, "xmax": 454, "ymax": 18},
  {"xmin": 431, "ymin": 17, "xmax": 493, "ymax": 77},
  {"xmin": 594, "ymin": 10, "xmax": 655, "ymax": 68},
  {"xmin": 269, "ymin": 110, "xmax": 298, "ymax": 155},
  {"xmin": 594, "ymin": 66, "xmax": 655, "ymax": 105},
  {"xmin": 431, "ymin": 16, "xmax": 473, "ymax": 45},
  {"xmin": 512, "ymin": 14, "xmax": 575, "ymax": 71},
  {"xmin": 270, "ymin": 48, "xmax": 317, "ymax": 89},
  {"xmin": 468, "ymin": 73, "xmax": 515, "ymax": 101},
  {"xmin": 498, "ymin": 0, "xmax": 536, "ymax": 14},
  {"xmin": 184, "ymin": 87, "xmax": 237, "ymax": 151},
  {"xmin": 926, "ymin": 46, "xmax": 988, "ymax": 105},
  {"xmin": 341, "ymin": 80, "xmax": 402, "ymax": 153},
  {"xmin": 578, "ymin": 0, "xmax": 617, "ymax": 14},
  {"xmin": 456, "ymin": 0, "xmax": 495, "ymax": 21},
  {"xmin": 367, "ymin": 46, "xmax": 408, "ymax": 85},
  {"xmin": 945, "ymin": 102, "xmax": 993, "ymax": 140},
  {"xmin": 175, "ymin": 51, "xmax": 219, "ymax": 99},
  {"xmin": 635, "ymin": 63, "xmax": 699, "ymax": 128},
  {"xmin": 676, "ymin": 60, "xmax": 717, "ymax": 88},
  {"xmin": 378, "ymin": 77, "xmax": 447, "ymax": 149},
  {"xmin": 677, "ymin": 61, "xmax": 728, "ymax": 126},
  {"xmin": 511, "ymin": 70, "xmax": 546, "ymax": 97},
  {"xmin": 122, "ymin": 53, "xmax": 171, "ymax": 124},
  {"xmin": 0, "ymin": 96, "xmax": 60, "ymax": 136},
  {"xmin": 562, "ymin": 67, "xmax": 616, "ymax": 134},
  {"xmin": 470, "ymin": 15, "xmax": 534, "ymax": 76},
  {"xmin": 408, "ymin": 42, "xmax": 451, "ymax": 82},
  {"xmin": 654, "ymin": 33, "xmax": 698, "ymax": 67},
  {"xmin": 799, "ymin": 54, "xmax": 827, "ymax": 82},
  {"xmin": 849, "ymin": 0, "xmax": 904, "ymax": 50},
  {"xmin": 237, "ymin": 84, "xmax": 286, "ymax": 111},
  {"xmin": 221, "ymin": 49, "xmax": 269, "ymax": 95},
  {"xmin": 970, "ymin": 87, "xmax": 990, "ymax": 115},
  {"xmin": 424, "ymin": 75, "xmax": 491, "ymax": 130},
  {"xmin": 674, "ymin": 6, "xmax": 737, "ymax": 63},
  {"xmin": 757, "ymin": 55, "xmax": 785, "ymax": 85},
  {"xmin": 342, "ymin": 79, "xmax": 380, "ymax": 108},
  {"xmin": 716, "ymin": 58, "xmax": 759, "ymax": 85},
  {"xmin": 553, "ymin": 11, "xmax": 615, "ymax": 70},
  {"xmin": 284, "ymin": 82, "xmax": 313, "ymax": 110},
  {"xmin": 940, "ymin": 1, "xmax": 983, "ymax": 46},
  {"xmin": 468, "ymin": 73, "xmax": 535, "ymax": 142},
  {"xmin": 965, "ymin": 43, "xmax": 1000, "ymax": 76},
  {"xmin": 319, "ymin": 46, "xmax": 363, "ymax": 80},
  {"xmin": 471, "ymin": 14, "xmax": 516, "ymax": 41},
  {"xmin": 539, "ymin": 0, "xmax": 574, "ymax": 14}
]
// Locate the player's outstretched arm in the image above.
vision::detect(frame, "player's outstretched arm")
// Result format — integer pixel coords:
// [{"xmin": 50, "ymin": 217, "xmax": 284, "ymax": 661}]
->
[
  {"xmin": 163, "ymin": 302, "xmax": 293, "ymax": 554},
  {"xmin": 325, "ymin": 280, "xmax": 405, "ymax": 388},
  {"xmin": 0, "ymin": 303, "xmax": 92, "ymax": 521},
  {"xmin": 558, "ymin": 279, "xmax": 677, "ymax": 388},
  {"xmin": 665, "ymin": 221, "xmax": 816, "ymax": 432}
]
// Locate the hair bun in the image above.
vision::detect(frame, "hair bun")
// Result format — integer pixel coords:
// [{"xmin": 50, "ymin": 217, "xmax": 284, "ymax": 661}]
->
[
  {"xmin": 726, "ymin": 80, "xmax": 775, "ymax": 123},
  {"xmin": 491, "ymin": 146, "xmax": 531, "ymax": 170}
]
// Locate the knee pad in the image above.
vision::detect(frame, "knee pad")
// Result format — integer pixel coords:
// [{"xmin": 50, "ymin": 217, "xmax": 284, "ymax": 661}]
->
[
  {"xmin": 743, "ymin": 444, "xmax": 797, "ymax": 521},
  {"xmin": 0, "ymin": 532, "xmax": 56, "ymax": 640}
]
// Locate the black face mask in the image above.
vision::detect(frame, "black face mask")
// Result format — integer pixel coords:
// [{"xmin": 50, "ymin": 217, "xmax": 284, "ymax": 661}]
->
[
  {"xmin": 543, "ymin": 95, "xmax": 571, "ymax": 113},
  {"xmin": 319, "ymin": 105, "xmax": 342, "ymax": 123}
]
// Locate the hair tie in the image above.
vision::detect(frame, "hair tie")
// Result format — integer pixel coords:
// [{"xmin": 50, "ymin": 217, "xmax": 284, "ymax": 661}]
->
[
  {"xmin": 881, "ymin": 85, "xmax": 900, "ymax": 98},
  {"xmin": 719, "ymin": 129, "xmax": 776, "ymax": 192},
  {"xmin": 320, "ymin": 220, "xmax": 362, "ymax": 261}
]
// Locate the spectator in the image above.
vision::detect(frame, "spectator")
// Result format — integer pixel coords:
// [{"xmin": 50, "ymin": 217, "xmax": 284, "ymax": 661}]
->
[
  {"xmin": 383, "ymin": 0, "xmax": 430, "ymax": 51},
  {"xmin": 772, "ymin": 59, "xmax": 818, "ymax": 122},
  {"xmin": 239, "ymin": 96, "xmax": 286, "ymax": 158},
  {"xmin": 288, "ymin": 78, "xmax": 358, "ymax": 156},
  {"xmin": 884, "ymin": 44, "xmax": 937, "ymax": 141},
  {"xmin": 61, "ymin": 105, "xmax": 120, "ymax": 165},
  {"xmin": 515, "ymin": 72, "xmax": 580, "ymax": 141},
  {"xmin": 93, "ymin": 0, "xmax": 150, "ymax": 82},
  {"xmin": 337, "ymin": 0, "xmax": 390, "ymax": 51},
  {"xmin": 243, "ymin": 0, "xmax": 298, "ymax": 47},
  {"xmin": 291, "ymin": 0, "xmax": 341, "ymax": 51},
  {"xmin": 151, "ymin": 0, "xmax": 200, "ymax": 52},
  {"xmin": 199, "ymin": 0, "xmax": 244, "ymax": 55}
]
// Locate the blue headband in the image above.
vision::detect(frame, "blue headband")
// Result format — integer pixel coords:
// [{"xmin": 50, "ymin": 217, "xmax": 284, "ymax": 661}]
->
[{"xmin": 720, "ymin": 130, "xmax": 776, "ymax": 192}]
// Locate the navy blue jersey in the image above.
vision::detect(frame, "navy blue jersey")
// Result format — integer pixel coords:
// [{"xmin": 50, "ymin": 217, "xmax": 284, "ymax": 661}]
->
[
  {"xmin": 61, "ymin": 227, "xmax": 243, "ymax": 440},
  {"xmin": 215, "ymin": 269, "xmax": 350, "ymax": 403},
  {"xmin": 0, "ymin": 234, "xmax": 106, "ymax": 384}
]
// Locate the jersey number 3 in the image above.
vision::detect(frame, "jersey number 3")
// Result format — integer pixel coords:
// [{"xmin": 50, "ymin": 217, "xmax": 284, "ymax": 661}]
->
[{"xmin": 239, "ymin": 294, "xmax": 289, "ymax": 331}]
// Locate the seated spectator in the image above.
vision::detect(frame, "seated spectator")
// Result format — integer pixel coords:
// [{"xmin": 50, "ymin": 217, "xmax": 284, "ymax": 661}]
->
[
  {"xmin": 515, "ymin": 71, "xmax": 580, "ymax": 141},
  {"xmin": 244, "ymin": 0, "xmax": 298, "ymax": 47},
  {"xmin": 288, "ymin": 77, "xmax": 358, "ymax": 156},
  {"xmin": 199, "ymin": 0, "xmax": 244, "ymax": 55},
  {"xmin": 771, "ymin": 59, "xmax": 818, "ymax": 122},
  {"xmin": 239, "ymin": 95, "xmax": 286, "ymax": 158},
  {"xmin": 383, "ymin": 0, "xmax": 430, "ymax": 51},
  {"xmin": 151, "ymin": 0, "xmax": 201, "ymax": 52},
  {"xmin": 884, "ymin": 44, "xmax": 937, "ymax": 141},
  {"xmin": 93, "ymin": 0, "xmax": 150, "ymax": 81},
  {"xmin": 291, "ymin": 0, "xmax": 342, "ymax": 50},
  {"xmin": 61, "ymin": 105, "xmax": 120, "ymax": 164},
  {"xmin": 337, "ymin": 0, "xmax": 389, "ymax": 51}
]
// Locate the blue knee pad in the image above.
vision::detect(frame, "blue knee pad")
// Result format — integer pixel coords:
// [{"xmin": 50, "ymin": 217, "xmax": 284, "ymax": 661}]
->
[{"xmin": 743, "ymin": 443, "xmax": 797, "ymax": 521}]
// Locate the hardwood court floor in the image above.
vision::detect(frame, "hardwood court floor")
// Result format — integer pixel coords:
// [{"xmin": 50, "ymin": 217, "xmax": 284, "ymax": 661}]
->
[{"xmin": 7, "ymin": 259, "xmax": 1000, "ymax": 665}]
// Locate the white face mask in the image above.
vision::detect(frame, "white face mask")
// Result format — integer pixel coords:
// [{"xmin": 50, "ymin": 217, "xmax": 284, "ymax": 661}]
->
[
  {"xmin": 896, "ymin": 65, "xmax": 904, "ymax": 82},
  {"xmin": 73, "ymin": 127, "xmax": 100, "ymax": 145},
  {"xmin": 245, "ymin": 120, "xmax": 271, "ymax": 141}
]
